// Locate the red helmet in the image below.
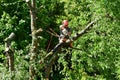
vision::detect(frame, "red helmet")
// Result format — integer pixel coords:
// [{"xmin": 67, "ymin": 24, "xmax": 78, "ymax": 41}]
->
[{"xmin": 62, "ymin": 20, "xmax": 68, "ymax": 26}]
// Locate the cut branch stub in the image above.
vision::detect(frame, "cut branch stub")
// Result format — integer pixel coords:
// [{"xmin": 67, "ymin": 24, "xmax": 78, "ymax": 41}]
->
[
  {"xmin": 4, "ymin": 32, "xmax": 15, "ymax": 72},
  {"xmin": 5, "ymin": 32, "xmax": 15, "ymax": 52},
  {"xmin": 35, "ymin": 28, "xmax": 43, "ymax": 35},
  {"xmin": 4, "ymin": 32, "xmax": 15, "ymax": 42}
]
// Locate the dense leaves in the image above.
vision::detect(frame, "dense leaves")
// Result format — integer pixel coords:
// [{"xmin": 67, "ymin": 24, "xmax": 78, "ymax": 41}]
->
[{"xmin": 0, "ymin": 0, "xmax": 120, "ymax": 80}]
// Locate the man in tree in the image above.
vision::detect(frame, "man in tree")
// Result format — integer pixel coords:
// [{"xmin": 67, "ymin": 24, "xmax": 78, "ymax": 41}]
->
[
  {"xmin": 45, "ymin": 20, "xmax": 73, "ymax": 59},
  {"xmin": 59, "ymin": 20, "xmax": 73, "ymax": 46},
  {"xmin": 51, "ymin": 20, "xmax": 72, "ymax": 53}
]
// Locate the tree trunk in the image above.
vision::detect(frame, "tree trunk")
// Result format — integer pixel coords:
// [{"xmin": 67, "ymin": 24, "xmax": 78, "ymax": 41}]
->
[
  {"xmin": 27, "ymin": 0, "xmax": 38, "ymax": 80},
  {"xmin": 7, "ymin": 51, "xmax": 14, "ymax": 71},
  {"xmin": 4, "ymin": 32, "xmax": 15, "ymax": 72},
  {"xmin": 26, "ymin": 0, "xmax": 43, "ymax": 79}
]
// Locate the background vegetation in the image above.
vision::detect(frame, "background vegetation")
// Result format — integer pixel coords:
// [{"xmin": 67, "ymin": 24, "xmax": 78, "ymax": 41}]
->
[{"xmin": 0, "ymin": 0, "xmax": 120, "ymax": 80}]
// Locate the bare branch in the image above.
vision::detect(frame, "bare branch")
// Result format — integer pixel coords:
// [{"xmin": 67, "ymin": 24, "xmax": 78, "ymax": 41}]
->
[
  {"xmin": 35, "ymin": 28, "xmax": 43, "ymax": 35},
  {"xmin": 49, "ymin": 28, "xmax": 59, "ymax": 37},
  {"xmin": 72, "ymin": 19, "xmax": 98, "ymax": 41},
  {"xmin": 46, "ymin": 35, "xmax": 53, "ymax": 52},
  {"xmin": 46, "ymin": 30, "xmax": 59, "ymax": 37}
]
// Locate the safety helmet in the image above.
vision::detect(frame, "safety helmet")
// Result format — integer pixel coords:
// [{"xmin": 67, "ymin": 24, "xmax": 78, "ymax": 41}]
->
[{"xmin": 62, "ymin": 20, "xmax": 68, "ymax": 26}]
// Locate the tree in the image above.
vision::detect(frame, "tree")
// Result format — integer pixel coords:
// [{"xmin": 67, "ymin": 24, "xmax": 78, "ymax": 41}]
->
[
  {"xmin": 26, "ymin": 0, "xmax": 43, "ymax": 79},
  {"xmin": 0, "ymin": 0, "xmax": 120, "ymax": 80},
  {"xmin": 26, "ymin": 0, "xmax": 38, "ymax": 80}
]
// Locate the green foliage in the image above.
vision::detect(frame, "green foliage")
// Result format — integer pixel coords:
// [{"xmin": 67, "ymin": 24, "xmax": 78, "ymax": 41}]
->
[{"xmin": 0, "ymin": 0, "xmax": 120, "ymax": 80}]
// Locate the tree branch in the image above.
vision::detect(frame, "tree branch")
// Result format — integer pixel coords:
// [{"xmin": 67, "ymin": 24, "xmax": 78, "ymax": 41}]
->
[
  {"xmin": 46, "ymin": 30, "xmax": 59, "ymax": 37},
  {"xmin": 49, "ymin": 28, "xmax": 59, "ymax": 37},
  {"xmin": 72, "ymin": 19, "xmax": 98, "ymax": 41},
  {"xmin": 46, "ymin": 35, "xmax": 53, "ymax": 52},
  {"xmin": 35, "ymin": 28, "xmax": 43, "ymax": 35}
]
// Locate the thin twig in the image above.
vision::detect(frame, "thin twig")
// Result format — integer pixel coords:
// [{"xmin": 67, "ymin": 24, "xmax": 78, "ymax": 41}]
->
[
  {"xmin": 46, "ymin": 35, "xmax": 53, "ymax": 52},
  {"xmin": 46, "ymin": 30, "xmax": 59, "ymax": 37},
  {"xmin": 49, "ymin": 28, "xmax": 59, "ymax": 37}
]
